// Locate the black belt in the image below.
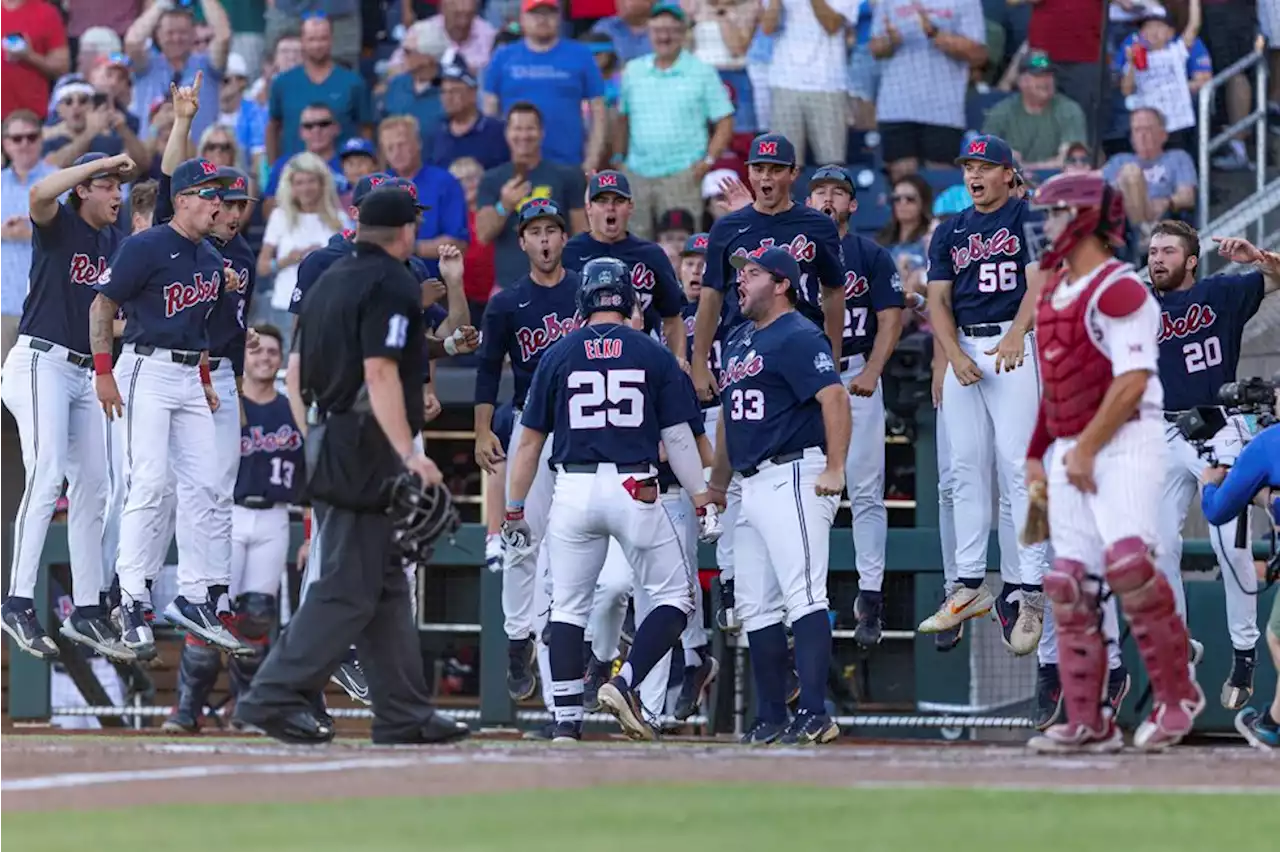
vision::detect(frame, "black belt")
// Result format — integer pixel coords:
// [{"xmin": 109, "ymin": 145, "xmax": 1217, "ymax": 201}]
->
[
  {"xmin": 28, "ymin": 337, "xmax": 92, "ymax": 369},
  {"xmin": 208, "ymin": 357, "xmax": 224, "ymax": 371},
  {"xmin": 133, "ymin": 345, "xmax": 202, "ymax": 366},
  {"xmin": 959, "ymin": 324, "xmax": 1003, "ymax": 338},
  {"xmin": 236, "ymin": 496, "xmax": 278, "ymax": 509},
  {"xmin": 1164, "ymin": 410, "xmax": 1187, "ymax": 424},
  {"xmin": 558, "ymin": 462, "xmax": 652, "ymax": 474},
  {"xmin": 739, "ymin": 449, "xmax": 808, "ymax": 478}
]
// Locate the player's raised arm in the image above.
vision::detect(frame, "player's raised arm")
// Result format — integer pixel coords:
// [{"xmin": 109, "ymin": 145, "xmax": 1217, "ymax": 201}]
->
[
  {"xmin": 29, "ymin": 154, "xmax": 133, "ymax": 226},
  {"xmin": 1214, "ymin": 236, "xmax": 1280, "ymax": 294}
]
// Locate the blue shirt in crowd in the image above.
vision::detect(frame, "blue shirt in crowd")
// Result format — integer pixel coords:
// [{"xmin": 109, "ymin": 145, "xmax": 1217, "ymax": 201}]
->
[{"xmin": 269, "ymin": 65, "xmax": 372, "ymax": 159}]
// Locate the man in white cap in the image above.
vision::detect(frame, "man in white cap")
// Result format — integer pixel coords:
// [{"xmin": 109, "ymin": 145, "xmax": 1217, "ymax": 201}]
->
[
  {"xmin": 43, "ymin": 74, "xmax": 149, "ymax": 175},
  {"xmin": 216, "ymin": 53, "xmax": 250, "ymax": 132},
  {"xmin": 383, "ymin": 20, "xmax": 450, "ymax": 151}
]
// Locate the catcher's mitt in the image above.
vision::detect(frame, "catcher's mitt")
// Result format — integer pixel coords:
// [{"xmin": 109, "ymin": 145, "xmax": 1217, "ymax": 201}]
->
[
  {"xmin": 1022, "ymin": 479, "xmax": 1049, "ymax": 545},
  {"xmin": 387, "ymin": 472, "xmax": 461, "ymax": 563}
]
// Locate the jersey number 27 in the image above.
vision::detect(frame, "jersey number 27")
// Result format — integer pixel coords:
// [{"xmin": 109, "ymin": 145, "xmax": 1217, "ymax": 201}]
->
[{"xmin": 568, "ymin": 369, "xmax": 645, "ymax": 429}]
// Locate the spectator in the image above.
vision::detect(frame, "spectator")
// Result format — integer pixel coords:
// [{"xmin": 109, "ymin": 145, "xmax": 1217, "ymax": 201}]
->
[
  {"xmin": 430, "ymin": 56, "xmax": 510, "ymax": 170},
  {"xmin": 1119, "ymin": 3, "xmax": 1204, "ymax": 152},
  {"xmin": 744, "ymin": 11, "xmax": 775, "ymax": 131},
  {"xmin": 381, "ymin": 21, "xmax": 448, "ymax": 151},
  {"xmin": 124, "ymin": 0, "xmax": 231, "ymax": 142},
  {"xmin": 875, "ymin": 173, "xmax": 933, "ymax": 288},
  {"xmin": 616, "ymin": 3, "xmax": 734, "ymax": 239},
  {"xmin": 870, "ymin": 0, "xmax": 987, "ymax": 181},
  {"xmin": 263, "ymin": 101, "xmax": 349, "ymax": 216},
  {"xmin": 846, "ymin": 0, "xmax": 881, "ymax": 131},
  {"xmin": 42, "ymin": 74, "xmax": 150, "ymax": 173},
  {"xmin": 1, "ymin": 0, "xmax": 70, "ymax": 121},
  {"xmin": 265, "ymin": 2, "xmax": 361, "ymax": 70},
  {"xmin": 256, "ymin": 152, "xmax": 349, "ymax": 327},
  {"xmin": 416, "ymin": 0, "xmax": 498, "ymax": 79},
  {"xmin": 981, "ymin": 49, "xmax": 1087, "ymax": 170},
  {"xmin": 474, "ymin": 101, "xmax": 587, "ymax": 286},
  {"xmin": 686, "ymin": 0, "xmax": 760, "ymax": 132},
  {"xmin": 1024, "ymin": 0, "xmax": 1106, "ymax": 139},
  {"xmin": 71, "ymin": 24, "xmax": 126, "ymax": 74},
  {"xmin": 762, "ymin": 0, "xmax": 857, "ymax": 167},
  {"xmin": 86, "ymin": 52, "xmax": 139, "ymax": 124},
  {"xmin": 197, "ymin": 123, "xmax": 248, "ymax": 175},
  {"xmin": 337, "ymin": 136, "xmax": 378, "ymax": 202},
  {"xmin": 1, "ymin": 110, "xmax": 55, "ymax": 361},
  {"xmin": 1200, "ymin": 0, "xmax": 1258, "ymax": 169},
  {"xmin": 655, "ymin": 207, "xmax": 696, "ymax": 268},
  {"xmin": 699, "ymin": 165, "xmax": 738, "ymax": 229},
  {"xmin": 1103, "ymin": 106, "xmax": 1197, "ymax": 239},
  {"xmin": 379, "ymin": 114, "xmax": 471, "ymax": 264},
  {"xmin": 581, "ymin": 33, "xmax": 622, "ymax": 110},
  {"xmin": 447, "ymin": 155, "xmax": 497, "ymax": 325},
  {"xmin": 483, "ymin": 0, "xmax": 607, "ymax": 170},
  {"xmin": 145, "ymin": 99, "xmax": 176, "ymax": 178},
  {"xmin": 592, "ymin": 0, "xmax": 654, "ymax": 62},
  {"xmin": 216, "ymin": 53, "xmax": 251, "ymax": 132},
  {"xmin": 221, "ymin": 0, "xmax": 266, "ymax": 78},
  {"xmin": 268, "ymin": 15, "xmax": 371, "ymax": 161},
  {"xmin": 240, "ymin": 36, "xmax": 300, "ymax": 182},
  {"xmin": 1061, "ymin": 140, "xmax": 1095, "ymax": 173}
]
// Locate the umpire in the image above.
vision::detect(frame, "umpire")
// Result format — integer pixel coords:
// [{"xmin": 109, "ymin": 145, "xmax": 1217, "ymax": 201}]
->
[{"xmin": 233, "ymin": 188, "xmax": 469, "ymax": 745}]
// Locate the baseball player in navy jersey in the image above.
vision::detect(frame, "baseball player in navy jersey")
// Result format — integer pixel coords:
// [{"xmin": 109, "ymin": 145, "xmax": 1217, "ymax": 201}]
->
[
  {"xmin": 921, "ymin": 134, "xmax": 1048, "ymax": 653},
  {"xmin": 89, "ymin": 156, "xmax": 243, "ymax": 660},
  {"xmin": 474, "ymin": 199, "xmax": 582, "ymax": 701},
  {"xmin": 708, "ymin": 247, "xmax": 851, "ymax": 745},
  {"xmin": 1146, "ymin": 221, "xmax": 1280, "ymax": 710},
  {"xmin": 0, "ymin": 152, "xmax": 133, "ymax": 663},
  {"xmin": 806, "ymin": 165, "xmax": 905, "ymax": 648},
  {"xmin": 504, "ymin": 257, "xmax": 712, "ymax": 742},
  {"xmin": 562, "ymin": 170, "xmax": 688, "ymax": 361}
]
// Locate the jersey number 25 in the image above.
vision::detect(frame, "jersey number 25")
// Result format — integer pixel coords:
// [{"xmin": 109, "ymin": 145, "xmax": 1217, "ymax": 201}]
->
[{"xmin": 568, "ymin": 369, "xmax": 645, "ymax": 429}]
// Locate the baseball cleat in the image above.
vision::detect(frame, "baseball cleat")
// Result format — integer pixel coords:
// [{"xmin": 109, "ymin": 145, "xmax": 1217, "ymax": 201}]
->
[
  {"xmin": 506, "ymin": 636, "xmax": 539, "ymax": 701},
  {"xmin": 582, "ymin": 654, "xmax": 612, "ymax": 713},
  {"xmin": 1233, "ymin": 707, "xmax": 1279, "ymax": 753},
  {"xmin": 59, "ymin": 608, "xmax": 137, "ymax": 663},
  {"xmin": 778, "ymin": 709, "xmax": 839, "ymax": 745},
  {"xmin": 1009, "ymin": 591, "xmax": 1044, "ymax": 656},
  {"xmin": 598, "ymin": 676, "xmax": 655, "ymax": 741},
  {"xmin": 119, "ymin": 602, "xmax": 158, "ymax": 662},
  {"xmin": 716, "ymin": 579, "xmax": 740, "ymax": 635},
  {"xmin": 1032, "ymin": 664, "xmax": 1064, "ymax": 731},
  {"xmin": 852, "ymin": 592, "xmax": 884, "ymax": 649},
  {"xmin": 330, "ymin": 655, "xmax": 371, "ymax": 705},
  {"xmin": 917, "ymin": 585, "xmax": 994, "ymax": 634},
  {"xmin": 164, "ymin": 597, "xmax": 245, "ymax": 652},
  {"xmin": 674, "ymin": 652, "xmax": 719, "ymax": 721},
  {"xmin": 1107, "ymin": 664, "xmax": 1131, "ymax": 713},
  {"xmin": 1133, "ymin": 680, "xmax": 1207, "ymax": 752},
  {"xmin": 994, "ymin": 591, "xmax": 1020, "ymax": 651},
  {"xmin": 1, "ymin": 602, "xmax": 60, "ymax": 660},
  {"xmin": 1027, "ymin": 718, "xmax": 1123, "ymax": 754},
  {"xmin": 740, "ymin": 718, "xmax": 787, "ymax": 745},
  {"xmin": 1220, "ymin": 649, "xmax": 1255, "ymax": 711},
  {"xmin": 161, "ymin": 710, "xmax": 201, "ymax": 734},
  {"xmin": 551, "ymin": 720, "xmax": 582, "ymax": 743},
  {"xmin": 934, "ymin": 622, "xmax": 964, "ymax": 652}
]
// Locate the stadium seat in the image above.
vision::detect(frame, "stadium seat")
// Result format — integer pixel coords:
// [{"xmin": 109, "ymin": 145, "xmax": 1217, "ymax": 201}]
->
[
  {"xmin": 848, "ymin": 167, "xmax": 891, "ymax": 232},
  {"xmin": 918, "ymin": 167, "xmax": 963, "ymax": 196}
]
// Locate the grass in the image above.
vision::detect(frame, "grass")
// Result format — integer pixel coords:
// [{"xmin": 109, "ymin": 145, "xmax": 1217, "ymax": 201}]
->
[{"xmin": 5, "ymin": 784, "xmax": 1277, "ymax": 852}]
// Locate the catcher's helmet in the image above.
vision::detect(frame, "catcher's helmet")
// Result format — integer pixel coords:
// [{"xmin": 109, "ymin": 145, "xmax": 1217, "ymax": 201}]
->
[
  {"xmin": 386, "ymin": 472, "xmax": 461, "ymax": 564},
  {"xmin": 1027, "ymin": 171, "xmax": 1127, "ymax": 269},
  {"xmin": 577, "ymin": 257, "xmax": 635, "ymax": 319}
]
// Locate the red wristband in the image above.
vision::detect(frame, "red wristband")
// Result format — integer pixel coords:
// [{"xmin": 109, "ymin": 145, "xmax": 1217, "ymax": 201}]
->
[
  {"xmin": 303, "ymin": 512, "xmax": 312, "ymax": 541},
  {"xmin": 199, "ymin": 363, "xmax": 212, "ymax": 385},
  {"xmin": 93, "ymin": 353, "xmax": 113, "ymax": 376}
]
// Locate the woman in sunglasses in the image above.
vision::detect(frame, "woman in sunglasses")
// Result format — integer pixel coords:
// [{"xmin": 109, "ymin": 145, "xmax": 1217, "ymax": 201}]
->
[{"xmin": 875, "ymin": 173, "xmax": 935, "ymax": 292}]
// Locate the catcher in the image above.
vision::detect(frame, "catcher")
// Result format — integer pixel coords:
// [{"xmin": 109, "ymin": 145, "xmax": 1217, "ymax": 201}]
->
[{"xmin": 1022, "ymin": 172, "xmax": 1205, "ymax": 754}]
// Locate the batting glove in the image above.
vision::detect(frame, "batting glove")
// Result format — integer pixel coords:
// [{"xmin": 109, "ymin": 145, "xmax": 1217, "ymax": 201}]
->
[
  {"xmin": 697, "ymin": 503, "xmax": 723, "ymax": 544},
  {"xmin": 501, "ymin": 510, "xmax": 533, "ymax": 554}
]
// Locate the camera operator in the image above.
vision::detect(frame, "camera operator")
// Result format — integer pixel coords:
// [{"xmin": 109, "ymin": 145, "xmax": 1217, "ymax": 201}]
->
[{"xmin": 1147, "ymin": 221, "xmax": 1280, "ymax": 711}]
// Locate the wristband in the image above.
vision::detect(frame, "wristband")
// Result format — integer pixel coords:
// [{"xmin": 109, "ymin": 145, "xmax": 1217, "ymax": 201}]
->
[
  {"xmin": 506, "ymin": 499, "xmax": 524, "ymax": 512},
  {"xmin": 495, "ymin": 201, "xmax": 506, "ymax": 217},
  {"xmin": 302, "ymin": 511, "xmax": 312, "ymax": 541},
  {"xmin": 443, "ymin": 332, "xmax": 459, "ymax": 356},
  {"xmin": 93, "ymin": 353, "xmax": 113, "ymax": 376},
  {"xmin": 199, "ymin": 362, "xmax": 212, "ymax": 384}
]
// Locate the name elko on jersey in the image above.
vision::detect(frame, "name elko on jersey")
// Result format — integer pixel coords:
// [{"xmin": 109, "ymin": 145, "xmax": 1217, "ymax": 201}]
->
[
  {"xmin": 516, "ymin": 312, "xmax": 581, "ymax": 361},
  {"xmin": 949, "ymin": 227, "xmax": 1021, "ymax": 272},
  {"xmin": 1158, "ymin": 303, "xmax": 1216, "ymax": 342},
  {"xmin": 241, "ymin": 423, "xmax": 303, "ymax": 456},
  {"xmin": 70, "ymin": 254, "xmax": 109, "ymax": 285}
]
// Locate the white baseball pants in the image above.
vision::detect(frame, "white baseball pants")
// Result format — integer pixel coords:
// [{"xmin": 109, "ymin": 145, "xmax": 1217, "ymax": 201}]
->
[
  {"xmin": 231, "ymin": 505, "xmax": 290, "ymax": 598},
  {"xmin": 503, "ymin": 415, "xmax": 556, "ymax": 640},
  {"xmin": 840, "ymin": 353, "xmax": 888, "ymax": 592}
]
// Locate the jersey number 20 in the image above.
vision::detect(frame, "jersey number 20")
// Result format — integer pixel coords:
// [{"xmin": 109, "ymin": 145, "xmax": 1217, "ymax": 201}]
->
[
  {"xmin": 977, "ymin": 260, "xmax": 1019, "ymax": 293},
  {"xmin": 1183, "ymin": 336, "xmax": 1222, "ymax": 373},
  {"xmin": 729, "ymin": 388, "xmax": 764, "ymax": 421},
  {"xmin": 568, "ymin": 369, "xmax": 645, "ymax": 429}
]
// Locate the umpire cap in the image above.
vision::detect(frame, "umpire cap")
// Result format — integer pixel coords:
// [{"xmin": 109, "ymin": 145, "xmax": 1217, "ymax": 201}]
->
[{"xmin": 358, "ymin": 188, "xmax": 421, "ymax": 228}]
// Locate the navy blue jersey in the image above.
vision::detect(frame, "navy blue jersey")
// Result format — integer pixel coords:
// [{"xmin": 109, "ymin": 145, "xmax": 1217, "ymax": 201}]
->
[
  {"xmin": 562, "ymin": 233, "xmax": 686, "ymax": 324},
  {"xmin": 927, "ymin": 197, "xmax": 1038, "ymax": 327},
  {"xmin": 474, "ymin": 271, "xmax": 582, "ymax": 408},
  {"xmin": 208, "ymin": 233, "xmax": 256, "ymax": 375},
  {"xmin": 719, "ymin": 310, "xmax": 841, "ymax": 472},
  {"xmin": 19, "ymin": 204, "xmax": 124, "ymax": 354},
  {"xmin": 522, "ymin": 323, "xmax": 700, "ymax": 467},
  {"xmin": 492, "ymin": 401, "xmax": 516, "ymax": 454},
  {"xmin": 704, "ymin": 204, "xmax": 845, "ymax": 329},
  {"xmin": 679, "ymin": 300, "xmax": 739, "ymax": 409},
  {"xmin": 234, "ymin": 393, "xmax": 305, "ymax": 505},
  {"xmin": 840, "ymin": 232, "xmax": 905, "ymax": 359},
  {"xmin": 97, "ymin": 225, "xmax": 225, "ymax": 351},
  {"xmin": 656, "ymin": 372, "xmax": 707, "ymax": 490},
  {"xmin": 1155, "ymin": 271, "xmax": 1266, "ymax": 411}
]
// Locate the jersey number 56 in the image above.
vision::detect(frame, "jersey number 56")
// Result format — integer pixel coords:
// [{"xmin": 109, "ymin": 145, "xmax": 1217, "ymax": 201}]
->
[
  {"xmin": 978, "ymin": 261, "xmax": 1019, "ymax": 293},
  {"xmin": 568, "ymin": 369, "xmax": 645, "ymax": 429}
]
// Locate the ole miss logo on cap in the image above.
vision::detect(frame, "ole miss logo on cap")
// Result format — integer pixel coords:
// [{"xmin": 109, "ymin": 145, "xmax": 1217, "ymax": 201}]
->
[
  {"xmin": 757, "ymin": 141, "xmax": 778, "ymax": 156},
  {"xmin": 967, "ymin": 140, "xmax": 987, "ymax": 157},
  {"xmin": 693, "ymin": 235, "xmax": 708, "ymax": 249},
  {"xmin": 231, "ymin": 176, "xmax": 246, "ymax": 191},
  {"xmin": 199, "ymin": 159, "xmax": 218, "ymax": 176},
  {"xmin": 598, "ymin": 173, "xmax": 618, "ymax": 188}
]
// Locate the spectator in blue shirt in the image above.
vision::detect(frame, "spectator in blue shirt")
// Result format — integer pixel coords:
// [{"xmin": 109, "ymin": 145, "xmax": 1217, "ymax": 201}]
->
[
  {"xmin": 430, "ymin": 55, "xmax": 510, "ymax": 170},
  {"xmin": 591, "ymin": 0, "xmax": 654, "ymax": 62},
  {"xmin": 268, "ymin": 15, "xmax": 372, "ymax": 162},
  {"xmin": 379, "ymin": 114, "xmax": 471, "ymax": 271},
  {"xmin": 380, "ymin": 20, "xmax": 449, "ymax": 152},
  {"xmin": 262, "ymin": 102, "xmax": 350, "ymax": 217},
  {"xmin": 482, "ymin": 0, "xmax": 607, "ymax": 170}
]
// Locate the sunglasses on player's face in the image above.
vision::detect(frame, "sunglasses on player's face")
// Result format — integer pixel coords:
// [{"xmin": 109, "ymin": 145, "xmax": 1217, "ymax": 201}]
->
[{"xmin": 181, "ymin": 186, "xmax": 223, "ymax": 200}]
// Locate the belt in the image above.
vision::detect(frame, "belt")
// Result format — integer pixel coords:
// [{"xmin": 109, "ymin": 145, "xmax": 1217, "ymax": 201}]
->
[
  {"xmin": 739, "ymin": 449, "xmax": 807, "ymax": 478},
  {"xmin": 208, "ymin": 357, "xmax": 224, "ymax": 371},
  {"xmin": 1163, "ymin": 411, "xmax": 1185, "ymax": 424},
  {"xmin": 840, "ymin": 352, "xmax": 869, "ymax": 372},
  {"xmin": 959, "ymin": 324, "xmax": 1003, "ymax": 338},
  {"xmin": 132, "ymin": 345, "xmax": 202, "ymax": 366},
  {"xmin": 236, "ymin": 496, "xmax": 278, "ymax": 510},
  {"xmin": 557, "ymin": 462, "xmax": 652, "ymax": 474},
  {"xmin": 28, "ymin": 337, "xmax": 92, "ymax": 369}
]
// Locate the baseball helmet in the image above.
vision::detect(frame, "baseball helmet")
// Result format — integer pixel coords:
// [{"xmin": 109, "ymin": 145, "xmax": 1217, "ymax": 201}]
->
[
  {"xmin": 1027, "ymin": 171, "xmax": 1127, "ymax": 269},
  {"xmin": 386, "ymin": 472, "xmax": 461, "ymax": 564},
  {"xmin": 577, "ymin": 257, "xmax": 635, "ymax": 318}
]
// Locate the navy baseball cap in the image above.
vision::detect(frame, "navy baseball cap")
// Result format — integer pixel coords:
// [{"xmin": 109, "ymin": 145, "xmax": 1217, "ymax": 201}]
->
[
  {"xmin": 72, "ymin": 152, "xmax": 116, "ymax": 180},
  {"xmin": 217, "ymin": 166, "xmax": 256, "ymax": 201},
  {"xmin": 808, "ymin": 164, "xmax": 855, "ymax": 195},
  {"xmin": 352, "ymin": 173, "xmax": 429, "ymax": 209},
  {"xmin": 588, "ymin": 170, "xmax": 631, "ymax": 200},
  {"xmin": 730, "ymin": 246, "xmax": 800, "ymax": 288},
  {"xmin": 338, "ymin": 137, "xmax": 376, "ymax": 160},
  {"xmin": 682, "ymin": 232, "xmax": 709, "ymax": 255},
  {"xmin": 746, "ymin": 133, "xmax": 796, "ymax": 167},
  {"xmin": 517, "ymin": 198, "xmax": 566, "ymax": 232},
  {"xmin": 358, "ymin": 188, "xmax": 420, "ymax": 228},
  {"xmin": 171, "ymin": 157, "xmax": 231, "ymax": 198},
  {"xmin": 956, "ymin": 134, "xmax": 1015, "ymax": 168},
  {"xmin": 441, "ymin": 55, "xmax": 477, "ymax": 87}
]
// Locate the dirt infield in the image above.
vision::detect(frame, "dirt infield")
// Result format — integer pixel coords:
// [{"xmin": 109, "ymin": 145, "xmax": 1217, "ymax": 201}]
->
[{"xmin": 3, "ymin": 732, "xmax": 1277, "ymax": 812}]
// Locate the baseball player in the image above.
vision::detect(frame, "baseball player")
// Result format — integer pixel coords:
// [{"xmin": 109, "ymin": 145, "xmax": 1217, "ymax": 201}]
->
[
  {"xmin": 504, "ymin": 257, "xmax": 711, "ymax": 742},
  {"xmin": 708, "ymin": 247, "xmax": 852, "ymax": 745},
  {"xmin": 164, "ymin": 324, "xmax": 303, "ymax": 732},
  {"xmin": 0, "ymin": 152, "xmax": 132, "ymax": 663},
  {"xmin": 89, "ymin": 156, "xmax": 243, "ymax": 660},
  {"xmin": 1024, "ymin": 172, "xmax": 1204, "ymax": 754},
  {"xmin": 1147, "ymin": 220, "xmax": 1279, "ymax": 710},
  {"xmin": 474, "ymin": 199, "xmax": 582, "ymax": 701},
  {"xmin": 806, "ymin": 165, "xmax": 905, "ymax": 647},
  {"xmin": 562, "ymin": 170, "xmax": 688, "ymax": 361},
  {"xmin": 920, "ymin": 134, "xmax": 1048, "ymax": 653}
]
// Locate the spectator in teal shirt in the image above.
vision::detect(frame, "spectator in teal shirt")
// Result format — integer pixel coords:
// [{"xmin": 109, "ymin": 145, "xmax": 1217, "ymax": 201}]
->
[{"xmin": 268, "ymin": 16, "xmax": 371, "ymax": 161}]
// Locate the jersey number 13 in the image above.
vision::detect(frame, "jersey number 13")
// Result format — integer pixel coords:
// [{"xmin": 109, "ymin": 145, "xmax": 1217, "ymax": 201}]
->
[{"xmin": 568, "ymin": 369, "xmax": 645, "ymax": 429}]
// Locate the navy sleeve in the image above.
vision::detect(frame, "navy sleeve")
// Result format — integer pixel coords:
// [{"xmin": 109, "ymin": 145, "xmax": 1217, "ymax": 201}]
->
[
  {"xmin": 783, "ymin": 327, "xmax": 842, "ymax": 401},
  {"xmin": 474, "ymin": 295, "xmax": 511, "ymax": 405},
  {"xmin": 520, "ymin": 348, "xmax": 559, "ymax": 433},
  {"xmin": 813, "ymin": 215, "xmax": 845, "ymax": 291},
  {"xmin": 290, "ymin": 251, "xmax": 328, "ymax": 316},
  {"xmin": 424, "ymin": 303, "xmax": 447, "ymax": 332},
  {"xmin": 32, "ymin": 202, "xmax": 74, "ymax": 240},
  {"xmin": 655, "ymin": 346, "xmax": 701, "ymax": 429},
  {"xmin": 1216, "ymin": 271, "xmax": 1266, "ymax": 323},
  {"xmin": 155, "ymin": 173, "xmax": 174, "ymax": 225},
  {"xmin": 703, "ymin": 217, "xmax": 732, "ymax": 293},
  {"xmin": 358, "ymin": 276, "xmax": 420, "ymax": 361},
  {"xmin": 869, "ymin": 244, "xmax": 906, "ymax": 312},
  {"xmin": 927, "ymin": 223, "xmax": 956, "ymax": 283},
  {"xmin": 98, "ymin": 234, "xmax": 151, "ymax": 303},
  {"xmin": 649, "ymin": 245, "xmax": 685, "ymax": 318}
]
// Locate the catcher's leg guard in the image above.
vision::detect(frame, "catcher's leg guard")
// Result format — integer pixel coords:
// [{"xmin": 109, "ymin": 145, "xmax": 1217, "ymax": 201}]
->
[
  {"xmin": 1105, "ymin": 537, "xmax": 1205, "ymax": 748},
  {"xmin": 165, "ymin": 637, "xmax": 222, "ymax": 732},
  {"xmin": 234, "ymin": 593, "xmax": 277, "ymax": 641},
  {"xmin": 1043, "ymin": 558, "xmax": 1108, "ymax": 733}
]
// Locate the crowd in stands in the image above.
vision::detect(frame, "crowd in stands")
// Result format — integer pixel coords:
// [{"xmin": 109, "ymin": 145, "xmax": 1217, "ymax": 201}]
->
[{"xmin": 3, "ymin": 0, "xmax": 1279, "ymax": 349}]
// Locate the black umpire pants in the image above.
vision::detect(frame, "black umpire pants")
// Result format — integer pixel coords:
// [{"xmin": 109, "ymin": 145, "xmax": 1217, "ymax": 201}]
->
[{"xmin": 238, "ymin": 501, "xmax": 434, "ymax": 740}]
